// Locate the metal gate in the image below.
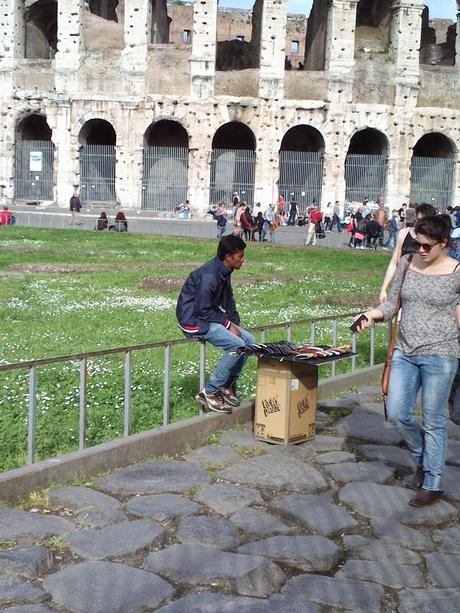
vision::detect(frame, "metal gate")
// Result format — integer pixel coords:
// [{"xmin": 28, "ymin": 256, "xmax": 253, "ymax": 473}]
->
[
  {"xmin": 80, "ymin": 145, "xmax": 116, "ymax": 205},
  {"xmin": 142, "ymin": 146, "xmax": 188, "ymax": 211},
  {"xmin": 279, "ymin": 151, "xmax": 323, "ymax": 208},
  {"xmin": 410, "ymin": 156, "xmax": 455, "ymax": 212},
  {"xmin": 345, "ymin": 154, "xmax": 388, "ymax": 203},
  {"xmin": 210, "ymin": 149, "xmax": 256, "ymax": 207},
  {"xmin": 14, "ymin": 140, "xmax": 54, "ymax": 201}
]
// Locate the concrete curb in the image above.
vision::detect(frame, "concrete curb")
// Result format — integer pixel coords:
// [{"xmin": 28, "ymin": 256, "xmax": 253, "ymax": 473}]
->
[{"xmin": 0, "ymin": 365, "xmax": 383, "ymax": 504}]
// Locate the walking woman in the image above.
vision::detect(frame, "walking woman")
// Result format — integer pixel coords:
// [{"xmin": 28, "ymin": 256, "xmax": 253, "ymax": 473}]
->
[
  {"xmin": 240, "ymin": 206, "xmax": 254, "ymax": 242},
  {"xmin": 353, "ymin": 215, "xmax": 460, "ymax": 507}
]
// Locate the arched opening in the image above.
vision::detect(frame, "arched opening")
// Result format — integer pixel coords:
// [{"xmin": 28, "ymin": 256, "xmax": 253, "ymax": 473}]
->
[
  {"xmin": 142, "ymin": 120, "xmax": 189, "ymax": 212},
  {"xmin": 14, "ymin": 114, "xmax": 54, "ymax": 201},
  {"xmin": 410, "ymin": 133, "xmax": 456, "ymax": 211},
  {"xmin": 88, "ymin": 0, "xmax": 119, "ymax": 21},
  {"xmin": 345, "ymin": 128, "xmax": 389, "ymax": 204},
  {"xmin": 79, "ymin": 119, "xmax": 117, "ymax": 205},
  {"xmin": 279, "ymin": 126, "xmax": 325, "ymax": 208},
  {"xmin": 210, "ymin": 122, "xmax": 256, "ymax": 206},
  {"xmin": 303, "ymin": 0, "xmax": 328, "ymax": 71},
  {"xmin": 24, "ymin": 0, "xmax": 57, "ymax": 59},
  {"xmin": 216, "ymin": 0, "xmax": 262, "ymax": 71},
  {"xmin": 355, "ymin": 0, "xmax": 393, "ymax": 58},
  {"xmin": 150, "ymin": 0, "xmax": 170, "ymax": 43},
  {"xmin": 420, "ymin": 4, "xmax": 456, "ymax": 66}
]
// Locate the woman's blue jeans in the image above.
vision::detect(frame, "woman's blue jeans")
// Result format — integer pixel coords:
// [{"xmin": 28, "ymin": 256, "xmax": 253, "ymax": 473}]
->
[
  {"xmin": 202, "ymin": 323, "xmax": 255, "ymax": 393},
  {"xmin": 387, "ymin": 349, "xmax": 458, "ymax": 491}
]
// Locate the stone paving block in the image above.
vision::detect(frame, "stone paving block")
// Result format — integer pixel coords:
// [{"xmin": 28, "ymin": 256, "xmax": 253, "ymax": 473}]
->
[
  {"xmin": 433, "ymin": 525, "xmax": 460, "ymax": 553},
  {"xmin": 220, "ymin": 431, "xmax": 267, "ymax": 450},
  {"xmin": 65, "ymin": 520, "xmax": 165, "ymax": 559},
  {"xmin": 157, "ymin": 592, "xmax": 321, "ymax": 612},
  {"xmin": 446, "ymin": 440, "xmax": 460, "ymax": 466},
  {"xmin": 176, "ymin": 516, "xmax": 241, "ymax": 550},
  {"xmin": 271, "ymin": 494, "xmax": 358, "ymax": 536},
  {"xmin": 0, "ymin": 545, "xmax": 53, "ymax": 578},
  {"xmin": 317, "ymin": 397, "xmax": 356, "ymax": 410},
  {"xmin": 352, "ymin": 403, "xmax": 385, "ymax": 415},
  {"xmin": 43, "ymin": 561, "xmax": 175, "ymax": 613},
  {"xmin": 281, "ymin": 573, "xmax": 385, "ymax": 612},
  {"xmin": 371, "ymin": 518, "xmax": 433, "ymax": 551},
  {"xmin": 95, "ymin": 460, "xmax": 211, "ymax": 496},
  {"xmin": 447, "ymin": 421, "xmax": 460, "ymax": 440},
  {"xmin": 315, "ymin": 451, "xmax": 356, "ymax": 465},
  {"xmin": 335, "ymin": 413, "xmax": 403, "ymax": 445},
  {"xmin": 336, "ymin": 559, "xmax": 424, "ymax": 588},
  {"xmin": 398, "ymin": 588, "xmax": 460, "ymax": 613},
  {"xmin": 144, "ymin": 544, "xmax": 285, "ymax": 598},
  {"xmin": 338, "ymin": 482, "xmax": 459, "ymax": 526},
  {"xmin": 230, "ymin": 508, "xmax": 292, "ymax": 538},
  {"xmin": 126, "ymin": 494, "xmax": 200, "ymax": 523},
  {"xmin": 262, "ymin": 444, "xmax": 316, "ymax": 462},
  {"xmin": 237, "ymin": 535, "xmax": 340, "ymax": 572},
  {"xmin": 195, "ymin": 484, "xmax": 263, "ymax": 515},
  {"xmin": 73, "ymin": 506, "xmax": 128, "ymax": 528},
  {"xmin": 0, "ymin": 575, "xmax": 48, "ymax": 606},
  {"xmin": 0, "ymin": 509, "xmax": 74, "ymax": 540},
  {"xmin": 424, "ymin": 553, "xmax": 460, "ymax": 587},
  {"xmin": 48, "ymin": 486, "xmax": 121, "ymax": 512},
  {"xmin": 443, "ymin": 465, "xmax": 460, "ymax": 502},
  {"xmin": 3, "ymin": 606, "xmax": 53, "ymax": 613},
  {"xmin": 343, "ymin": 535, "xmax": 421, "ymax": 564},
  {"xmin": 323, "ymin": 461, "xmax": 395, "ymax": 484},
  {"xmin": 357, "ymin": 444, "xmax": 414, "ymax": 471},
  {"xmin": 182, "ymin": 446, "xmax": 240, "ymax": 467},
  {"xmin": 218, "ymin": 454, "xmax": 328, "ymax": 492},
  {"xmin": 301, "ymin": 435, "xmax": 344, "ymax": 452}
]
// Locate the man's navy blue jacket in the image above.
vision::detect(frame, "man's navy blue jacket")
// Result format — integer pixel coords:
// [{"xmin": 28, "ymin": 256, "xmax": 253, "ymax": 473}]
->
[{"xmin": 176, "ymin": 256, "xmax": 240, "ymax": 336}]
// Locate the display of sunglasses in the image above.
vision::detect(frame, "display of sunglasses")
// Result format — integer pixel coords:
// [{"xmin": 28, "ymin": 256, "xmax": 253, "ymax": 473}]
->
[{"xmin": 414, "ymin": 240, "xmax": 439, "ymax": 252}]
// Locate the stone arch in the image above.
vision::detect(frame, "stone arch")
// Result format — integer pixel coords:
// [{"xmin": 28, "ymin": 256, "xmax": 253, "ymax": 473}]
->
[
  {"xmin": 16, "ymin": 114, "xmax": 52, "ymax": 141},
  {"xmin": 78, "ymin": 119, "xmax": 117, "ymax": 204},
  {"xmin": 280, "ymin": 125, "xmax": 325, "ymax": 153},
  {"xmin": 24, "ymin": 0, "xmax": 57, "ymax": 59},
  {"xmin": 144, "ymin": 120, "xmax": 189, "ymax": 148},
  {"xmin": 347, "ymin": 127, "xmax": 389, "ymax": 156},
  {"xmin": 78, "ymin": 119, "xmax": 117, "ymax": 146},
  {"xmin": 345, "ymin": 128, "xmax": 389, "ymax": 203},
  {"xmin": 212, "ymin": 122, "xmax": 256, "ymax": 151},
  {"xmin": 410, "ymin": 132, "xmax": 456, "ymax": 210}
]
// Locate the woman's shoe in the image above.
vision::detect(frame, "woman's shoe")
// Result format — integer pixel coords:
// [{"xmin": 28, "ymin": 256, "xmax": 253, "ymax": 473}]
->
[
  {"xmin": 411, "ymin": 466, "xmax": 424, "ymax": 490},
  {"xmin": 409, "ymin": 489, "xmax": 443, "ymax": 507}
]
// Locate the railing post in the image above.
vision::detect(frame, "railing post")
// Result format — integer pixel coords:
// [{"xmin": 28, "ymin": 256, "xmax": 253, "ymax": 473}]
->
[
  {"xmin": 27, "ymin": 366, "xmax": 37, "ymax": 465},
  {"xmin": 124, "ymin": 350, "xmax": 132, "ymax": 437},
  {"xmin": 163, "ymin": 344, "xmax": 171, "ymax": 426},
  {"xmin": 351, "ymin": 332, "xmax": 357, "ymax": 372},
  {"xmin": 260, "ymin": 329, "xmax": 266, "ymax": 343},
  {"xmin": 199, "ymin": 341, "xmax": 206, "ymax": 415},
  {"xmin": 310, "ymin": 322, "xmax": 316, "ymax": 345},
  {"xmin": 287, "ymin": 324, "xmax": 292, "ymax": 343},
  {"xmin": 370, "ymin": 319, "xmax": 375, "ymax": 367},
  {"xmin": 331, "ymin": 318, "xmax": 338, "ymax": 377},
  {"xmin": 79, "ymin": 358, "xmax": 87, "ymax": 451}
]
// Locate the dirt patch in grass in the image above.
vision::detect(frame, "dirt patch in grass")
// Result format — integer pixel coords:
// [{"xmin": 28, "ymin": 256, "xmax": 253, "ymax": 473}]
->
[
  {"xmin": 312, "ymin": 292, "xmax": 377, "ymax": 307},
  {"xmin": 9, "ymin": 262, "xmax": 202, "ymax": 274}
]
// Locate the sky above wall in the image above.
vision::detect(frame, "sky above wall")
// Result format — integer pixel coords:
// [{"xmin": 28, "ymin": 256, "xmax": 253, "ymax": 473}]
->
[{"xmin": 218, "ymin": 0, "xmax": 457, "ymax": 19}]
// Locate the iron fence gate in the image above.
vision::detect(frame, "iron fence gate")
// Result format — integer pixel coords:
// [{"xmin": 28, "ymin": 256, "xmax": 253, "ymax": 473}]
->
[
  {"xmin": 279, "ymin": 151, "xmax": 323, "ymax": 208},
  {"xmin": 80, "ymin": 145, "xmax": 116, "ymax": 205},
  {"xmin": 345, "ymin": 154, "xmax": 388, "ymax": 204},
  {"xmin": 142, "ymin": 146, "xmax": 188, "ymax": 211},
  {"xmin": 210, "ymin": 149, "xmax": 256, "ymax": 207},
  {"xmin": 410, "ymin": 156, "xmax": 455, "ymax": 212},
  {"xmin": 14, "ymin": 140, "xmax": 54, "ymax": 201}
]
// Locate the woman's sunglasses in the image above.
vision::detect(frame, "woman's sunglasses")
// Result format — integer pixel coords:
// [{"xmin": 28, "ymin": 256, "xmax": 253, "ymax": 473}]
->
[{"xmin": 414, "ymin": 241, "xmax": 439, "ymax": 253}]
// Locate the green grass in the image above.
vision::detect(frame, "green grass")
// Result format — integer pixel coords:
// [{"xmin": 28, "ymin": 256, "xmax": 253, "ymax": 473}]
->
[{"xmin": 0, "ymin": 226, "xmax": 390, "ymax": 471}]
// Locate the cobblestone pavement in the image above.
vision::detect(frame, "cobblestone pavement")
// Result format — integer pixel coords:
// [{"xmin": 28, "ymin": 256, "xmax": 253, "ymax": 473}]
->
[{"xmin": 1, "ymin": 386, "xmax": 459, "ymax": 612}]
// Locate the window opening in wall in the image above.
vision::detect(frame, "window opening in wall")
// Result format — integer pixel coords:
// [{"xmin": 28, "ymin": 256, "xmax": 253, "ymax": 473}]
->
[
  {"xmin": 142, "ymin": 120, "xmax": 189, "ymax": 212},
  {"xmin": 345, "ymin": 128, "xmax": 389, "ymax": 204},
  {"xmin": 216, "ymin": 0, "xmax": 262, "ymax": 71},
  {"xmin": 410, "ymin": 133, "xmax": 455, "ymax": 211},
  {"xmin": 354, "ymin": 0, "xmax": 393, "ymax": 59},
  {"xmin": 150, "ymin": 0, "xmax": 171, "ymax": 43},
  {"xmin": 89, "ymin": 0, "xmax": 119, "ymax": 21},
  {"xmin": 302, "ymin": 0, "xmax": 328, "ymax": 71},
  {"xmin": 291, "ymin": 40, "xmax": 299, "ymax": 54},
  {"xmin": 24, "ymin": 0, "xmax": 58, "ymax": 59},
  {"xmin": 182, "ymin": 29, "xmax": 191, "ymax": 44},
  {"xmin": 419, "ymin": 4, "xmax": 456, "ymax": 66},
  {"xmin": 279, "ymin": 125, "xmax": 325, "ymax": 209},
  {"xmin": 14, "ymin": 114, "xmax": 54, "ymax": 201},
  {"xmin": 78, "ymin": 119, "xmax": 117, "ymax": 205},
  {"xmin": 210, "ymin": 122, "xmax": 256, "ymax": 207}
]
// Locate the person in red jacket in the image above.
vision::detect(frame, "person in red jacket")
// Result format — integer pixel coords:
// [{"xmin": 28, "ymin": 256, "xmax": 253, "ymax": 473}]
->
[
  {"xmin": 305, "ymin": 204, "xmax": 322, "ymax": 246},
  {"xmin": 0, "ymin": 206, "xmax": 11, "ymax": 225}
]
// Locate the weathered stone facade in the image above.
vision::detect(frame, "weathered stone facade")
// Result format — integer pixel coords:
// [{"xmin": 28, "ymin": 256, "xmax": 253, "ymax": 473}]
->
[{"xmin": 0, "ymin": 0, "xmax": 459, "ymax": 213}]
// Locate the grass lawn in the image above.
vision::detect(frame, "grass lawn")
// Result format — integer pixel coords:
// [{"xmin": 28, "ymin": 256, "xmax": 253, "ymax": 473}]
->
[{"xmin": 0, "ymin": 226, "xmax": 391, "ymax": 470}]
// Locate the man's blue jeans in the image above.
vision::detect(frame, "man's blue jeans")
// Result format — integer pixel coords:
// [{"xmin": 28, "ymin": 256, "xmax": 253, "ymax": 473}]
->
[
  {"xmin": 202, "ymin": 323, "xmax": 255, "ymax": 393},
  {"xmin": 387, "ymin": 349, "xmax": 458, "ymax": 491}
]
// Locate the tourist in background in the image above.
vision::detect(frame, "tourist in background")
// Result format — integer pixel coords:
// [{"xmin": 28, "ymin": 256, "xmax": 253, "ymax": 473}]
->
[
  {"xmin": 240, "ymin": 206, "xmax": 254, "ymax": 242},
  {"xmin": 110, "ymin": 211, "xmax": 128, "ymax": 232},
  {"xmin": 331, "ymin": 201, "xmax": 342, "ymax": 232},
  {"xmin": 69, "ymin": 189, "xmax": 82, "ymax": 226},
  {"xmin": 287, "ymin": 199, "xmax": 298, "ymax": 226},
  {"xmin": 383, "ymin": 209, "xmax": 399, "ymax": 250},
  {"xmin": 323, "ymin": 202, "xmax": 333, "ymax": 232},
  {"xmin": 96, "ymin": 211, "xmax": 108, "ymax": 231}
]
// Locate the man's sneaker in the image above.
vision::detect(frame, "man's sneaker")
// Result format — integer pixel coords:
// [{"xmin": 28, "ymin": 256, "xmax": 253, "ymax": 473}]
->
[
  {"xmin": 195, "ymin": 389, "xmax": 232, "ymax": 414},
  {"xmin": 221, "ymin": 386, "xmax": 241, "ymax": 407}
]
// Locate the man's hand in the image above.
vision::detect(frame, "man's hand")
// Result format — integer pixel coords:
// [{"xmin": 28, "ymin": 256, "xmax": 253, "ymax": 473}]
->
[{"xmin": 228, "ymin": 324, "xmax": 241, "ymax": 337}]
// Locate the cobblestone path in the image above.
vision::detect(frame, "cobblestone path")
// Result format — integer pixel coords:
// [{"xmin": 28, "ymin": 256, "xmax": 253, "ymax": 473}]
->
[{"xmin": 1, "ymin": 386, "xmax": 459, "ymax": 612}]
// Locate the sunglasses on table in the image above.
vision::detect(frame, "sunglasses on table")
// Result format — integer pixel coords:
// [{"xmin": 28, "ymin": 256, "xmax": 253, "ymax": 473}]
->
[{"xmin": 414, "ymin": 240, "xmax": 440, "ymax": 252}]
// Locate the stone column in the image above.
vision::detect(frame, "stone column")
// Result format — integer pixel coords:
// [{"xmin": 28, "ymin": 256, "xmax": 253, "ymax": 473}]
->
[
  {"xmin": 115, "ymin": 102, "xmax": 143, "ymax": 209},
  {"xmin": 190, "ymin": 0, "xmax": 218, "ymax": 99},
  {"xmin": 322, "ymin": 151, "xmax": 346, "ymax": 207},
  {"xmin": 0, "ymin": 116, "xmax": 16, "ymax": 207},
  {"xmin": 121, "ymin": 0, "xmax": 152, "ymax": 95},
  {"xmin": 456, "ymin": 7, "xmax": 460, "ymax": 71},
  {"xmin": 50, "ymin": 99, "xmax": 76, "ymax": 207},
  {"xmin": 187, "ymin": 146, "xmax": 212, "ymax": 215},
  {"xmin": 55, "ymin": 0, "xmax": 85, "ymax": 93},
  {"xmin": 0, "ymin": 0, "xmax": 24, "ymax": 93},
  {"xmin": 258, "ymin": 0, "xmax": 288, "ymax": 99},
  {"xmin": 389, "ymin": 0, "xmax": 424, "ymax": 107},
  {"xmin": 324, "ymin": 0, "xmax": 359, "ymax": 105},
  {"xmin": 453, "ymin": 158, "xmax": 460, "ymax": 208}
]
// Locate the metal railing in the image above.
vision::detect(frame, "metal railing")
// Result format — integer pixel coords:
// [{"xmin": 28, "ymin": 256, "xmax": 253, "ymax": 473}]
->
[{"xmin": 0, "ymin": 312, "xmax": 385, "ymax": 468}]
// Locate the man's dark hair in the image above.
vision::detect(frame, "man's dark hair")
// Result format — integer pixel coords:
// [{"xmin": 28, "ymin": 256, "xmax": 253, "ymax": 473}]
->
[
  {"xmin": 415, "ymin": 214, "xmax": 451, "ymax": 242},
  {"xmin": 217, "ymin": 235, "xmax": 246, "ymax": 260},
  {"xmin": 415, "ymin": 203, "xmax": 436, "ymax": 218}
]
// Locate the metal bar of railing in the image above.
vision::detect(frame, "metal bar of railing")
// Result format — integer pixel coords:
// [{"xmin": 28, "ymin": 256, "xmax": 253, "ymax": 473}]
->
[
  {"xmin": 351, "ymin": 333, "xmax": 357, "ymax": 371},
  {"xmin": 286, "ymin": 324, "xmax": 292, "ymax": 343},
  {"xmin": 310, "ymin": 322, "xmax": 316, "ymax": 345},
  {"xmin": 331, "ymin": 318, "xmax": 338, "ymax": 377},
  {"xmin": 199, "ymin": 341, "xmax": 206, "ymax": 415},
  {"xmin": 124, "ymin": 351, "xmax": 132, "ymax": 437},
  {"xmin": 260, "ymin": 329, "xmax": 266, "ymax": 343},
  {"xmin": 79, "ymin": 358, "xmax": 87, "ymax": 451},
  {"xmin": 163, "ymin": 344, "xmax": 171, "ymax": 426},
  {"xmin": 27, "ymin": 366, "xmax": 37, "ymax": 465},
  {"xmin": 370, "ymin": 320, "xmax": 375, "ymax": 368}
]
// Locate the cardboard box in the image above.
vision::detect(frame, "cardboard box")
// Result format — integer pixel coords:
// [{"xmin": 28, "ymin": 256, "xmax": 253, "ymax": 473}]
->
[{"xmin": 254, "ymin": 358, "xmax": 317, "ymax": 445}]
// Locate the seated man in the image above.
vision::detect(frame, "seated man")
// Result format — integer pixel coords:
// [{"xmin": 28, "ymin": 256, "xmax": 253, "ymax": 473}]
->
[{"xmin": 176, "ymin": 235, "xmax": 255, "ymax": 413}]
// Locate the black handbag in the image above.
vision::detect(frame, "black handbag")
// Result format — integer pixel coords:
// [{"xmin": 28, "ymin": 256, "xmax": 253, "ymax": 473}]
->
[{"xmin": 448, "ymin": 363, "xmax": 460, "ymax": 425}]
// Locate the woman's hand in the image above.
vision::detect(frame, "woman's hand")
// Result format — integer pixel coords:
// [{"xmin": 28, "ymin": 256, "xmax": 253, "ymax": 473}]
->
[
  {"xmin": 378, "ymin": 288, "xmax": 387, "ymax": 303},
  {"xmin": 351, "ymin": 312, "xmax": 372, "ymax": 333}
]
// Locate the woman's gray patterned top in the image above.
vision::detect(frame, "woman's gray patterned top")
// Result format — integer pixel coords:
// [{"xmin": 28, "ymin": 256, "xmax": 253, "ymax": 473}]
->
[{"xmin": 377, "ymin": 255, "xmax": 460, "ymax": 358}]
